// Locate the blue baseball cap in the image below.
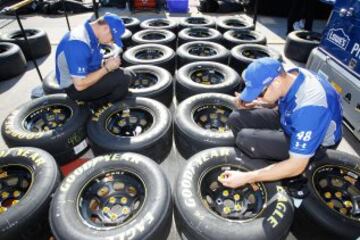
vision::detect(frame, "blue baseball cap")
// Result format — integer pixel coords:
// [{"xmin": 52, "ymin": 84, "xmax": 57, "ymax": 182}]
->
[
  {"xmin": 240, "ymin": 57, "xmax": 284, "ymax": 102},
  {"xmin": 103, "ymin": 13, "xmax": 125, "ymax": 48}
]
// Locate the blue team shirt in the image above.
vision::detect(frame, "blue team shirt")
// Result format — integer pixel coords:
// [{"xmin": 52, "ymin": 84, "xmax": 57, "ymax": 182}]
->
[
  {"xmin": 55, "ymin": 20, "xmax": 123, "ymax": 88},
  {"xmin": 278, "ymin": 68, "xmax": 343, "ymax": 158}
]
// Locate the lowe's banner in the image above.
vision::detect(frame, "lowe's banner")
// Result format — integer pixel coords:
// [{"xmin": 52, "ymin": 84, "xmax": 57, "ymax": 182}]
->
[{"xmin": 320, "ymin": 0, "xmax": 360, "ymax": 77}]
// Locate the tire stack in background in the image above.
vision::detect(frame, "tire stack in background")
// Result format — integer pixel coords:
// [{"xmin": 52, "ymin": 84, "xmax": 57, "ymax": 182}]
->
[
  {"xmin": 0, "ymin": 28, "xmax": 51, "ymax": 82},
  {"xmin": 0, "ymin": 15, "xmax": 359, "ymax": 240}
]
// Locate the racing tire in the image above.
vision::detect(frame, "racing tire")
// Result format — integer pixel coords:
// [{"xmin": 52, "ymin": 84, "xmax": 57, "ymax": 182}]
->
[
  {"xmin": 174, "ymin": 147, "xmax": 294, "ymax": 240},
  {"xmin": 230, "ymin": 44, "xmax": 282, "ymax": 75},
  {"xmin": 0, "ymin": 147, "xmax": 60, "ymax": 240},
  {"xmin": 120, "ymin": 16, "xmax": 141, "ymax": 33},
  {"xmin": 216, "ymin": 16, "xmax": 255, "ymax": 33},
  {"xmin": 223, "ymin": 30, "xmax": 266, "ymax": 49},
  {"xmin": 122, "ymin": 43, "xmax": 176, "ymax": 74},
  {"xmin": 140, "ymin": 18, "xmax": 178, "ymax": 33},
  {"xmin": 125, "ymin": 65, "xmax": 173, "ymax": 107},
  {"xmin": 284, "ymin": 30, "xmax": 321, "ymax": 63},
  {"xmin": 132, "ymin": 29, "xmax": 176, "ymax": 49},
  {"xmin": 177, "ymin": 41, "xmax": 229, "ymax": 68},
  {"xmin": 42, "ymin": 71, "xmax": 64, "ymax": 95},
  {"xmin": 178, "ymin": 27, "xmax": 222, "ymax": 45},
  {"xmin": 1, "ymin": 94, "xmax": 90, "ymax": 165},
  {"xmin": 0, "ymin": 28, "xmax": 51, "ymax": 60},
  {"xmin": 176, "ymin": 61, "xmax": 241, "ymax": 102},
  {"xmin": 50, "ymin": 152, "xmax": 172, "ymax": 240},
  {"xmin": 179, "ymin": 16, "xmax": 216, "ymax": 30},
  {"xmin": 291, "ymin": 150, "xmax": 360, "ymax": 240},
  {"xmin": 0, "ymin": 42, "xmax": 27, "ymax": 81},
  {"xmin": 87, "ymin": 97, "xmax": 172, "ymax": 163},
  {"xmin": 174, "ymin": 93, "xmax": 236, "ymax": 159}
]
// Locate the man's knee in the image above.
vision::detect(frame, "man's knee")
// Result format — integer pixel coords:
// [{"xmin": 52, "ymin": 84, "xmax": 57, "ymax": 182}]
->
[{"xmin": 227, "ymin": 110, "xmax": 249, "ymax": 133}]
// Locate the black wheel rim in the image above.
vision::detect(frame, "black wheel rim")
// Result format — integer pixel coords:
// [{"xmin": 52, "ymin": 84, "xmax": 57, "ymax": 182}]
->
[
  {"xmin": 149, "ymin": 20, "xmax": 169, "ymax": 27},
  {"xmin": 23, "ymin": 105, "xmax": 72, "ymax": 132},
  {"xmin": 135, "ymin": 49, "xmax": 164, "ymax": 60},
  {"xmin": 232, "ymin": 32, "xmax": 257, "ymax": 41},
  {"xmin": 186, "ymin": 17, "xmax": 207, "ymax": 25},
  {"xmin": 297, "ymin": 32, "xmax": 321, "ymax": 43},
  {"xmin": 129, "ymin": 72, "xmax": 158, "ymax": 89},
  {"xmin": 225, "ymin": 20, "xmax": 247, "ymax": 27},
  {"xmin": 193, "ymin": 104, "xmax": 232, "ymax": 132},
  {"xmin": 142, "ymin": 33, "xmax": 166, "ymax": 40},
  {"xmin": 199, "ymin": 165, "xmax": 267, "ymax": 221},
  {"xmin": 0, "ymin": 165, "xmax": 32, "ymax": 214},
  {"xmin": 106, "ymin": 108, "xmax": 153, "ymax": 136},
  {"xmin": 78, "ymin": 170, "xmax": 145, "ymax": 229},
  {"xmin": 0, "ymin": 45, "xmax": 8, "ymax": 54},
  {"xmin": 11, "ymin": 30, "xmax": 37, "ymax": 39},
  {"xmin": 313, "ymin": 165, "xmax": 360, "ymax": 222},
  {"xmin": 188, "ymin": 29, "xmax": 211, "ymax": 38},
  {"xmin": 188, "ymin": 45, "xmax": 217, "ymax": 57},
  {"xmin": 190, "ymin": 67, "xmax": 225, "ymax": 85},
  {"xmin": 121, "ymin": 17, "xmax": 133, "ymax": 24},
  {"xmin": 101, "ymin": 45, "xmax": 112, "ymax": 55},
  {"xmin": 241, "ymin": 48, "xmax": 269, "ymax": 59}
]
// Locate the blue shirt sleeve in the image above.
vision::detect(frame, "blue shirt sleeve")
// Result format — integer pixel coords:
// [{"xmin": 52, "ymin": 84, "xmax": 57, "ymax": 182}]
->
[
  {"xmin": 289, "ymin": 106, "xmax": 332, "ymax": 158},
  {"xmin": 64, "ymin": 40, "xmax": 91, "ymax": 78}
]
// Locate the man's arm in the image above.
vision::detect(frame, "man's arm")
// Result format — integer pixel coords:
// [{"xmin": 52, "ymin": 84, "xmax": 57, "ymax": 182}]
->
[
  {"xmin": 219, "ymin": 156, "xmax": 310, "ymax": 188},
  {"xmin": 72, "ymin": 66, "xmax": 108, "ymax": 91},
  {"xmin": 72, "ymin": 56, "xmax": 120, "ymax": 91}
]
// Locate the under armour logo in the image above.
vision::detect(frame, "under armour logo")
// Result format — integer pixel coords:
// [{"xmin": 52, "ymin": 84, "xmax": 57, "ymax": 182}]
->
[{"xmin": 77, "ymin": 67, "xmax": 86, "ymax": 73}]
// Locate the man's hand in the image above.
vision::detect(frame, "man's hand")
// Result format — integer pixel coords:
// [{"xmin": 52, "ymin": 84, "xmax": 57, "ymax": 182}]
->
[
  {"xmin": 104, "ymin": 56, "xmax": 121, "ymax": 72},
  {"xmin": 233, "ymin": 92, "xmax": 275, "ymax": 109},
  {"xmin": 234, "ymin": 92, "xmax": 256, "ymax": 109},
  {"xmin": 218, "ymin": 170, "xmax": 252, "ymax": 188}
]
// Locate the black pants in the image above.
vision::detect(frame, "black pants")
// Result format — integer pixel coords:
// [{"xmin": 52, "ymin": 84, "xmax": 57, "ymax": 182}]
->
[
  {"xmin": 287, "ymin": 0, "xmax": 315, "ymax": 34},
  {"xmin": 227, "ymin": 108, "xmax": 337, "ymax": 161},
  {"xmin": 65, "ymin": 68, "xmax": 130, "ymax": 104}
]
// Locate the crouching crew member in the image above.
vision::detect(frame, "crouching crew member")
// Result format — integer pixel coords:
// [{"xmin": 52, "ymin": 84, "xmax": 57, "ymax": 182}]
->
[
  {"xmin": 55, "ymin": 13, "xmax": 131, "ymax": 104},
  {"xmin": 219, "ymin": 57, "xmax": 343, "ymax": 188}
]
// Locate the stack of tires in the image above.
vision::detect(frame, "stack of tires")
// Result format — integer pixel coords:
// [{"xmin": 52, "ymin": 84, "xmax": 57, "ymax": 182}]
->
[
  {"xmin": 1, "ymin": 15, "xmax": 359, "ymax": 240},
  {"xmin": 0, "ymin": 28, "xmax": 51, "ymax": 81}
]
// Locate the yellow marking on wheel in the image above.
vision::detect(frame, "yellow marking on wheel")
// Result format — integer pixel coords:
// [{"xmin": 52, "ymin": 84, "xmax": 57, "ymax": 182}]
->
[
  {"xmin": 200, "ymin": 115, "xmax": 208, "ymax": 122},
  {"xmin": 324, "ymin": 192, "xmax": 332, "ymax": 199},
  {"xmin": 109, "ymin": 197, "xmax": 116, "ymax": 204},
  {"xmin": 327, "ymin": 201, "xmax": 334, "ymax": 209},
  {"xmin": 12, "ymin": 200, "xmax": 19, "ymax": 206},
  {"xmin": 110, "ymin": 213, "xmax": 118, "ymax": 220},
  {"xmin": 118, "ymin": 119, "xmax": 127, "ymax": 127},
  {"xmin": 13, "ymin": 191, "xmax": 21, "ymax": 198},
  {"xmin": 344, "ymin": 201, "xmax": 353, "ymax": 208},
  {"xmin": 209, "ymin": 113, "xmax": 217, "ymax": 119},
  {"xmin": 122, "ymin": 207, "xmax": 130, "ymax": 215},
  {"xmin": 120, "ymin": 197, "xmax": 128, "ymax": 204},
  {"xmin": 1, "ymin": 192, "xmax": 9, "ymax": 199},
  {"xmin": 234, "ymin": 204, "xmax": 241, "ymax": 211},
  {"xmin": 97, "ymin": 187, "xmax": 109, "ymax": 197},
  {"xmin": 335, "ymin": 192, "xmax": 342, "ymax": 199},
  {"xmin": 220, "ymin": 116, "xmax": 228, "ymax": 123},
  {"xmin": 339, "ymin": 208, "xmax": 347, "ymax": 215},
  {"xmin": 0, "ymin": 206, "xmax": 7, "ymax": 213},
  {"xmin": 223, "ymin": 207, "xmax": 231, "ymax": 214}
]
